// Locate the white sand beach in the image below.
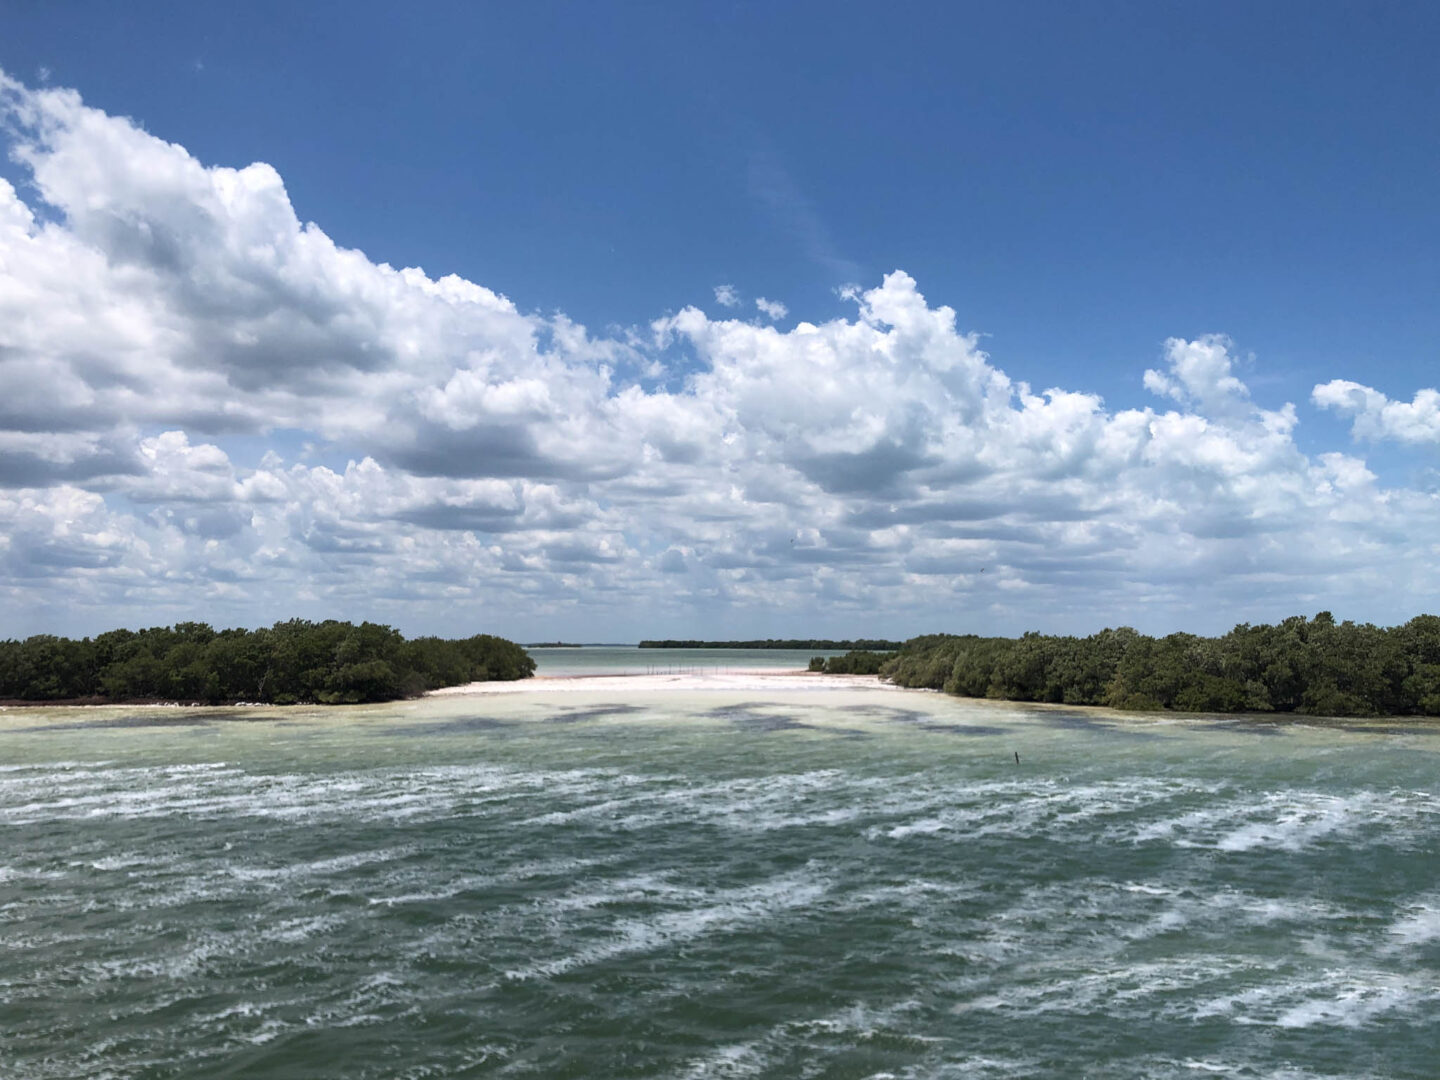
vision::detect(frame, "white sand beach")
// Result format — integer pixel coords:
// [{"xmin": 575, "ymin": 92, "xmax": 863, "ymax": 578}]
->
[{"xmin": 428, "ymin": 670, "xmax": 910, "ymax": 696}]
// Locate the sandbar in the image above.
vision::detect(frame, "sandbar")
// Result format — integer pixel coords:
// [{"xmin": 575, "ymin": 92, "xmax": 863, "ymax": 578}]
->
[{"xmin": 428, "ymin": 669, "xmax": 910, "ymax": 696}]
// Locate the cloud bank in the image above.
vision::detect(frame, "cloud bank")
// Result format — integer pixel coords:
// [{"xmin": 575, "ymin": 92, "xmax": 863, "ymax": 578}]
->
[{"xmin": 2, "ymin": 71, "xmax": 1437, "ymax": 638}]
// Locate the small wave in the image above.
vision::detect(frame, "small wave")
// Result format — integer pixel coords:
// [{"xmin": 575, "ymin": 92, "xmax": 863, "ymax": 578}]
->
[
  {"xmin": 676, "ymin": 999, "xmax": 931, "ymax": 1079},
  {"xmin": 1191, "ymin": 970, "xmax": 1438, "ymax": 1028},
  {"xmin": 1132, "ymin": 787, "xmax": 1437, "ymax": 853},
  {"xmin": 502, "ymin": 871, "xmax": 829, "ymax": 982},
  {"xmin": 0, "ymin": 762, "xmax": 652, "ymax": 825},
  {"xmin": 1387, "ymin": 895, "xmax": 1440, "ymax": 947},
  {"xmin": 225, "ymin": 845, "xmax": 413, "ymax": 883}
]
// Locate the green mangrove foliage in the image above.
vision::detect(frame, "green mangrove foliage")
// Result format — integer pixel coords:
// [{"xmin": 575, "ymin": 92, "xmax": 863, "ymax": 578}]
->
[
  {"xmin": 809, "ymin": 650, "xmax": 894, "ymax": 675},
  {"xmin": 880, "ymin": 613, "xmax": 1440, "ymax": 716},
  {"xmin": 0, "ymin": 620, "xmax": 535, "ymax": 705}
]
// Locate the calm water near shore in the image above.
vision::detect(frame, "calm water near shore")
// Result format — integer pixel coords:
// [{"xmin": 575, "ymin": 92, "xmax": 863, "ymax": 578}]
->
[{"xmin": 3, "ymin": 688, "xmax": 1438, "ymax": 1078}]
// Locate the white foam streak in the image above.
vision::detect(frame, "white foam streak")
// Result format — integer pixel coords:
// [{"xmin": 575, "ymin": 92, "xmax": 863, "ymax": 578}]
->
[
  {"xmin": 503, "ymin": 871, "xmax": 829, "ymax": 982},
  {"xmin": 1387, "ymin": 894, "xmax": 1440, "ymax": 947},
  {"xmin": 1133, "ymin": 787, "xmax": 1438, "ymax": 853},
  {"xmin": 0, "ymin": 761, "xmax": 646, "ymax": 825},
  {"xmin": 1192, "ymin": 970, "xmax": 1439, "ymax": 1028},
  {"xmin": 676, "ymin": 999, "xmax": 928, "ymax": 1079}
]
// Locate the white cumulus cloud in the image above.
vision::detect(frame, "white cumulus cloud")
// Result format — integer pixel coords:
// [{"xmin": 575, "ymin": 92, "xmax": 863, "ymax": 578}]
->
[
  {"xmin": 1, "ymin": 67, "xmax": 1438, "ymax": 639},
  {"xmin": 755, "ymin": 297, "xmax": 788, "ymax": 320},
  {"xmin": 1312, "ymin": 380, "xmax": 1440, "ymax": 444}
]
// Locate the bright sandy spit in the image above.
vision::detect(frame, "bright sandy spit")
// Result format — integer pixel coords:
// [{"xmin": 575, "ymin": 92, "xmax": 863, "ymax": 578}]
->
[{"xmin": 427, "ymin": 670, "xmax": 911, "ymax": 696}]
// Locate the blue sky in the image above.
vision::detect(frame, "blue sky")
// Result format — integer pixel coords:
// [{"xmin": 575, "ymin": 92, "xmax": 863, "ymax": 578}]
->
[{"xmin": 1, "ymin": 3, "xmax": 1439, "ymax": 640}]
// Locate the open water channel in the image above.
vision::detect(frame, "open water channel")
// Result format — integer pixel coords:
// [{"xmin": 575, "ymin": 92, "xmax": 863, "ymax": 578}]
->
[{"xmin": 2, "ymin": 679, "xmax": 1437, "ymax": 1078}]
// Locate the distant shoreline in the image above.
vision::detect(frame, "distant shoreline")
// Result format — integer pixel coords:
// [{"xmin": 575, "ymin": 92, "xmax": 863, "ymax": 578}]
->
[{"xmin": 636, "ymin": 640, "xmax": 902, "ymax": 651}]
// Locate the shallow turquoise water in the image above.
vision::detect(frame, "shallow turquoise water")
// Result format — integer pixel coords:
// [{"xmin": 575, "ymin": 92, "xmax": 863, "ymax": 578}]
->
[{"xmin": 2, "ymin": 691, "xmax": 1438, "ymax": 1078}]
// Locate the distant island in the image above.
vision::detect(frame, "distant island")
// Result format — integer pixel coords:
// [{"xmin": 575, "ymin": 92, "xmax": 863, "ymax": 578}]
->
[
  {"xmin": 524, "ymin": 642, "xmax": 584, "ymax": 648},
  {"xmin": 639, "ymin": 638, "xmax": 903, "ymax": 650},
  {"xmin": 0, "ymin": 620, "xmax": 534, "ymax": 705},
  {"xmin": 877, "ymin": 612, "xmax": 1440, "ymax": 718}
]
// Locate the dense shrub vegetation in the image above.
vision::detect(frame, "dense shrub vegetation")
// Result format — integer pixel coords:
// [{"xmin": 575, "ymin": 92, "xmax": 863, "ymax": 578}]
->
[
  {"xmin": 642, "ymin": 639, "xmax": 902, "ymax": 650},
  {"xmin": 809, "ymin": 650, "xmax": 894, "ymax": 675},
  {"xmin": 880, "ymin": 613, "xmax": 1440, "ymax": 717},
  {"xmin": 0, "ymin": 620, "xmax": 534, "ymax": 705}
]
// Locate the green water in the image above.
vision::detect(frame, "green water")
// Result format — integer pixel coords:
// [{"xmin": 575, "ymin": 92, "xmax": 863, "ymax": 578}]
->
[{"xmin": 2, "ymin": 691, "xmax": 1438, "ymax": 1078}]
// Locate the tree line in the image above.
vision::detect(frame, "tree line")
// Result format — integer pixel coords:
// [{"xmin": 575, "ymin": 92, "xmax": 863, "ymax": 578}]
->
[
  {"xmin": 640, "ymin": 638, "xmax": 903, "ymax": 650},
  {"xmin": 0, "ymin": 620, "xmax": 535, "ymax": 705},
  {"xmin": 878, "ymin": 613, "xmax": 1440, "ymax": 717},
  {"xmin": 809, "ymin": 650, "xmax": 894, "ymax": 675}
]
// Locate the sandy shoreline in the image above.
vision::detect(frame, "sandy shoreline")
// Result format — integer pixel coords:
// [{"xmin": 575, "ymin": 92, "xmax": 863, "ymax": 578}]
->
[{"xmin": 427, "ymin": 669, "xmax": 910, "ymax": 695}]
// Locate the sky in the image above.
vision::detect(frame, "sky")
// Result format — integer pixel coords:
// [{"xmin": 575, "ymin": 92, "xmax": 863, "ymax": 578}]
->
[{"xmin": 1, "ymin": 1, "xmax": 1439, "ymax": 642}]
